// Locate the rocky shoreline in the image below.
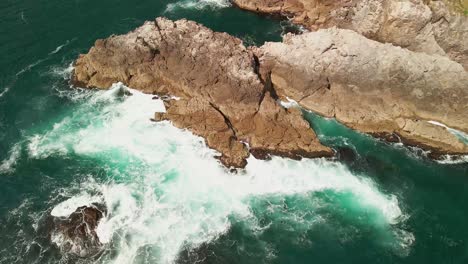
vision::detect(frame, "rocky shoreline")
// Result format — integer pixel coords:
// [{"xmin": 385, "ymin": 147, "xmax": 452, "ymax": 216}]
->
[
  {"xmin": 72, "ymin": 1, "xmax": 468, "ymax": 167},
  {"xmin": 232, "ymin": 0, "xmax": 468, "ymax": 69},
  {"xmin": 72, "ymin": 18, "xmax": 333, "ymax": 168}
]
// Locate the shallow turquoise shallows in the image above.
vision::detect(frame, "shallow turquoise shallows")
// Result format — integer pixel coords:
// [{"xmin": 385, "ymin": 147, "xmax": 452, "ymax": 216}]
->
[{"xmin": 0, "ymin": 1, "xmax": 467, "ymax": 263}]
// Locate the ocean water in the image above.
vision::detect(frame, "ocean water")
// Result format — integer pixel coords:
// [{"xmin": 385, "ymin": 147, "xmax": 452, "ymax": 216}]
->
[{"xmin": 0, "ymin": 1, "xmax": 467, "ymax": 263}]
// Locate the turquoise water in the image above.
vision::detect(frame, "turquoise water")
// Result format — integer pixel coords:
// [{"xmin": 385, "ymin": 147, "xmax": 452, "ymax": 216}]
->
[{"xmin": 0, "ymin": 1, "xmax": 467, "ymax": 263}]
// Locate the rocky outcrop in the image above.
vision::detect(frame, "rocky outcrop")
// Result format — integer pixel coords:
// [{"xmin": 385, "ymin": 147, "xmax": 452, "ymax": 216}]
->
[
  {"xmin": 232, "ymin": 0, "xmax": 468, "ymax": 69},
  {"xmin": 49, "ymin": 204, "xmax": 106, "ymax": 258},
  {"xmin": 256, "ymin": 28, "xmax": 468, "ymax": 156},
  {"xmin": 72, "ymin": 17, "xmax": 333, "ymax": 168},
  {"xmin": 73, "ymin": 16, "xmax": 468, "ymax": 162}
]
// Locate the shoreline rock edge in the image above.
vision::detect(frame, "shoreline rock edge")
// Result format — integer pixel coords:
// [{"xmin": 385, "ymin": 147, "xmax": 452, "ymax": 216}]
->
[
  {"xmin": 72, "ymin": 17, "xmax": 334, "ymax": 168},
  {"xmin": 72, "ymin": 17, "xmax": 468, "ymax": 167}
]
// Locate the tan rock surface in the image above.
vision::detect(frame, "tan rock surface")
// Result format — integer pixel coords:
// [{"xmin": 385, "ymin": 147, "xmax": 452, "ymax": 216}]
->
[
  {"xmin": 256, "ymin": 28, "xmax": 468, "ymax": 155},
  {"xmin": 233, "ymin": 0, "xmax": 468, "ymax": 69},
  {"xmin": 73, "ymin": 17, "xmax": 333, "ymax": 168}
]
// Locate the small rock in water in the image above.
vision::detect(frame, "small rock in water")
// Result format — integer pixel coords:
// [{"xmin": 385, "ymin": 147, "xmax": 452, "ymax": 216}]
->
[
  {"xmin": 49, "ymin": 203, "xmax": 106, "ymax": 258},
  {"xmin": 336, "ymin": 147, "xmax": 357, "ymax": 165}
]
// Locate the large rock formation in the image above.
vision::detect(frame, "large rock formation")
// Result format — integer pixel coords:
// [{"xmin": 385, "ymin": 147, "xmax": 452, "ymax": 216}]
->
[
  {"xmin": 232, "ymin": 0, "xmax": 468, "ymax": 69},
  {"xmin": 255, "ymin": 28, "xmax": 468, "ymax": 156},
  {"xmin": 72, "ymin": 17, "xmax": 333, "ymax": 168},
  {"xmin": 73, "ymin": 16, "xmax": 468, "ymax": 163}
]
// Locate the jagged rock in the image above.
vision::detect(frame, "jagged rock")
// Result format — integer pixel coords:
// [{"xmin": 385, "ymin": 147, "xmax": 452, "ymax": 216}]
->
[
  {"xmin": 232, "ymin": 0, "xmax": 468, "ymax": 69},
  {"xmin": 49, "ymin": 204, "xmax": 106, "ymax": 258},
  {"xmin": 72, "ymin": 17, "xmax": 333, "ymax": 168},
  {"xmin": 256, "ymin": 27, "xmax": 468, "ymax": 156}
]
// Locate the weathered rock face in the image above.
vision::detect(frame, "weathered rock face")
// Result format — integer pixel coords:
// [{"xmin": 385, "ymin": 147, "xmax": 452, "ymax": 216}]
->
[
  {"xmin": 73, "ymin": 16, "xmax": 468, "ymax": 161},
  {"xmin": 73, "ymin": 17, "xmax": 333, "ymax": 168},
  {"xmin": 232, "ymin": 0, "xmax": 357, "ymax": 30},
  {"xmin": 256, "ymin": 28, "xmax": 468, "ymax": 156},
  {"xmin": 49, "ymin": 204, "xmax": 106, "ymax": 258},
  {"xmin": 233, "ymin": 0, "xmax": 468, "ymax": 69}
]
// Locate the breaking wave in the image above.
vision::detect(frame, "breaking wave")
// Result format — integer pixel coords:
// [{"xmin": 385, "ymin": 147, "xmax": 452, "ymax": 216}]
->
[
  {"xmin": 164, "ymin": 0, "xmax": 230, "ymax": 13},
  {"xmin": 1, "ymin": 82, "xmax": 412, "ymax": 263}
]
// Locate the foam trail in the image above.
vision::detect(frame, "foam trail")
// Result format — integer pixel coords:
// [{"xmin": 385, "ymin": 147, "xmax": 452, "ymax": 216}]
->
[
  {"xmin": 49, "ymin": 40, "xmax": 71, "ymax": 55},
  {"xmin": 0, "ymin": 87, "xmax": 10, "ymax": 98},
  {"xmin": 20, "ymin": 11, "xmax": 28, "ymax": 23},
  {"xmin": 29, "ymin": 83, "xmax": 412, "ymax": 262},
  {"xmin": 0, "ymin": 54, "xmax": 51, "ymax": 101},
  {"xmin": 165, "ymin": 0, "xmax": 230, "ymax": 13},
  {"xmin": 15, "ymin": 59, "xmax": 46, "ymax": 77},
  {"xmin": 0, "ymin": 143, "xmax": 21, "ymax": 173}
]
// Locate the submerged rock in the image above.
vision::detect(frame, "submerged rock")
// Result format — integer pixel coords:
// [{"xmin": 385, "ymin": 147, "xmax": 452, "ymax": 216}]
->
[
  {"xmin": 72, "ymin": 17, "xmax": 333, "ymax": 168},
  {"xmin": 49, "ymin": 203, "xmax": 106, "ymax": 258},
  {"xmin": 336, "ymin": 147, "xmax": 358, "ymax": 165}
]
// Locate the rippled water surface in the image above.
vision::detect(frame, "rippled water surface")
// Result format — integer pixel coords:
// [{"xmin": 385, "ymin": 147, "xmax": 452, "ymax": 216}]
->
[{"xmin": 1, "ymin": 1, "xmax": 467, "ymax": 263}]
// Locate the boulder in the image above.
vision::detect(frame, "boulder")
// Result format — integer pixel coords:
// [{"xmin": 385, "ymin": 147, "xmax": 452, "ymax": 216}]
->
[{"xmin": 49, "ymin": 204, "xmax": 106, "ymax": 258}]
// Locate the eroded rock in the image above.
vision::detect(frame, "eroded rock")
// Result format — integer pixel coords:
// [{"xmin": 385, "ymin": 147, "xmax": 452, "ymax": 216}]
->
[
  {"xmin": 72, "ymin": 16, "xmax": 467, "ymax": 162},
  {"xmin": 72, "ymin": 17, "xmax": 333, "ymax": 168},
  {"xmin": 233, "ymin": 0, "xmax": 468, "ymax": 69},
  {"xmin": 256, "ymin": 28, "xmax": 468, "ymax": 156},
  {"xmin": 49, "ymin": 203, "xmax": 106, "ymax": 258}
]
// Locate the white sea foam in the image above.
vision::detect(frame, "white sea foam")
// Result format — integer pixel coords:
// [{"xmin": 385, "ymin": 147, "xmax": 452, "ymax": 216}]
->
[
  {"xmin": 0, "ymin": 86, "xmax": 10, "ymax": 98},
  {"xmin": 16, "ymin": 59, "xmax": 46, "ymax": 77},
  {"xmin": 0, "ymin": 143, "xmax": 21, "ymax": 174},
  {"xmin": 165, "ymin": 0, "xmax": 230, "ymax": 13},
  {"xmin": 14, "ymin": 39, "xmax": 72, "ymax": 80},
  {"xmin": 436, "ymin": 154, "xmax": 468, "ymax": 164},
  {"xmin": 32, "ymin": 83, "xmax": 413, "ymax": 262},
  {"xmin": 50, "ymin": 193, "xmax": 104, "ymax": 217},
  {"xmin": 49, "ymin": 40, "xmax": 71, "ymax": 55},
  {"xmin": 279, "ymin": 97, "xmax": 299, "ymax": 109}
]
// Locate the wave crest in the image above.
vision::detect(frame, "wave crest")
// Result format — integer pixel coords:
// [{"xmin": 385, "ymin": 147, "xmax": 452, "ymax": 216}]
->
[
  {"xmin": 24, "ymin": 83, "xmax": 414, "ymax": 262},
  {"xmin": 165, "ymin": 0, "xmax": 231, "ymax": 13}
]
